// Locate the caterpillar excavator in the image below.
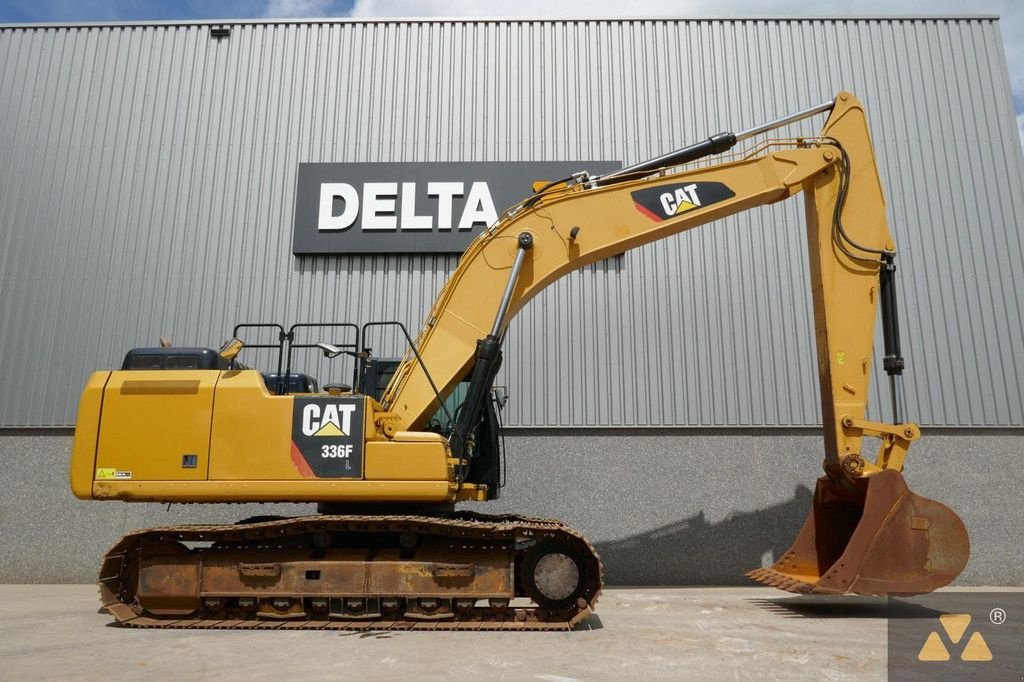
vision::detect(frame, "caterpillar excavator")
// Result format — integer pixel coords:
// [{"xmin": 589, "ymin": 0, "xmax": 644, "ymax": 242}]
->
[{"xmin": 70, "ymin": 92, "xmax": 969, "ymax": 630}]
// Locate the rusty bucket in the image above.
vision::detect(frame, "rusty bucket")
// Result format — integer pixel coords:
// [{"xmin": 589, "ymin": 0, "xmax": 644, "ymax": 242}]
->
[{"xmin": 747, "ymin": 469, "xmax": 969, "ymax": 596}]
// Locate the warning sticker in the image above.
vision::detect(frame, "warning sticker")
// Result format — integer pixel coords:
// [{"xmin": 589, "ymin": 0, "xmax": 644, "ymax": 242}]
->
[{"xmin": 96, "ymin": 469, "xmax": 132, "ymax": 480}]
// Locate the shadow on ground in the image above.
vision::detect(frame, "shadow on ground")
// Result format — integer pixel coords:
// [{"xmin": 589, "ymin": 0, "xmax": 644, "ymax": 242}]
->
[
  {"xmin": 751, "ymin": 596, "xmax": 944, "ymax": 619},
  {"xmin": 596, "ymin": 484, "xmax": 814, "ymax": 585}
]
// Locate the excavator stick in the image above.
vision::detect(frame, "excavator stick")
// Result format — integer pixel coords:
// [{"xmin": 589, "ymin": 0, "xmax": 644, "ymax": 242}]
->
[{"xmin": 747, "ymin": 469, "xmax": 969, "ymax": 595}]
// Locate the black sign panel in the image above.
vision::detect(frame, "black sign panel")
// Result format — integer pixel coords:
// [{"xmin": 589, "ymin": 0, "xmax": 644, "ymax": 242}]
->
[
  {"xmin": 292, "ymin": 161, "xmax": 621, "ymax": 254},
  {"xmin": 631, "ymin": 181, "xmax": 736, "ymax": 222},
  {"xmin": 290, "ymin": 396, "xmax": 365, "ymax": 478}
]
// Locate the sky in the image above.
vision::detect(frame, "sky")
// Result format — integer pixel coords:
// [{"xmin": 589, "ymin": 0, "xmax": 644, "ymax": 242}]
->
[{"xmin": 1, "ymin": 0, "xmax": 1021, "ymax": 147}]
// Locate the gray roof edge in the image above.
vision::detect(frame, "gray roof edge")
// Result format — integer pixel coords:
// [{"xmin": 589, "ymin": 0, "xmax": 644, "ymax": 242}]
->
[{"xmin": 0, "ymin": 15, "xmax": 1003, "ymax": 31}]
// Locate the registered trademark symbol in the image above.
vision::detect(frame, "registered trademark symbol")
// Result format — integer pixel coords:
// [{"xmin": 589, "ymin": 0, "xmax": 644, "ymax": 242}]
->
[{"xmin": 990, "ymin": 607, "xmax": 1006, "ymax": 625}]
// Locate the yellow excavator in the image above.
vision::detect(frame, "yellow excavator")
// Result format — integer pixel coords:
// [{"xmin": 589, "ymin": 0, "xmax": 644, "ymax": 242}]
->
[{"xmin": 70, "ymin": 92, "xmax": 969, "ymax": 630}]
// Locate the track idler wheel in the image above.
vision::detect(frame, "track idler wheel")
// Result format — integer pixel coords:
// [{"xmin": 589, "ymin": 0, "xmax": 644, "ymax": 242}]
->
[
  {"xmin": 747, "ymin": 469, "xmax": 969, "ymax": 596},
  {"xmin": 521, "ymin": 541, "xmax": 586, "ymax": 610}
]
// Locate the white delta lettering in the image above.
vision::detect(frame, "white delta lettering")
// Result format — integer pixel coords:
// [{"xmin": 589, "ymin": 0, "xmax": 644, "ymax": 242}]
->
[
  {"xmin": 659, "ymin": 183, "xmax": 701, "ymax": 216},
  {"xmin": 301, "ymin": 403, "xmax": 357, "ymax": 437},
  {"xmin": 317, "ymin": 181, "xmax": 498, "ymax": 232}
]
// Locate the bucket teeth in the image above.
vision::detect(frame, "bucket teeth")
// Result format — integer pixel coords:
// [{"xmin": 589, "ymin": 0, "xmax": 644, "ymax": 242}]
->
[{"xmin": 745, "ymin": 567, "xmax": 813, "ymax": 594}]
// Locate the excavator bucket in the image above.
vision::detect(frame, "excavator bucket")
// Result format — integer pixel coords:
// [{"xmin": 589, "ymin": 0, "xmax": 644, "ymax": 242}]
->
[{"xmin": 747, "ymin": 469, "xmax": 969, "ymax": 596}]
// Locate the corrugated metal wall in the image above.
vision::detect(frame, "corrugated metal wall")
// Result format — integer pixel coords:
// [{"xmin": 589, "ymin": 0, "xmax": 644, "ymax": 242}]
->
[{"xmin": 0, "ymin": 18, "xmax": 1022, "ymax": 428}]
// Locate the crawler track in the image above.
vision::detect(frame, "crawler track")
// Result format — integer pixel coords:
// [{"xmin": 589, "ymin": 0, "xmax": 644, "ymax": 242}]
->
[{"xmin": 99, "ymin": 512, "xmax": 602, "ymax": 630}]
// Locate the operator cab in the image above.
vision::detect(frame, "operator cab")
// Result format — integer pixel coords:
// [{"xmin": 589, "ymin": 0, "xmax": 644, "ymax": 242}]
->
[
  {"xmin": 260, "ymin": 372, "xmax": 319, "ymax": 394},
  {"xmin": 356, "ymin": 355, "xmax": 506, "ymax": 499},
  {"xmin": 229, "ymin": 321, "xmax": 360, "ymax": 396}
]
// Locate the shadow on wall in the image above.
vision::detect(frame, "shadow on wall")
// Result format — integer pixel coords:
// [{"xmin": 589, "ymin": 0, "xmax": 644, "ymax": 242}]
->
[{"xmin": 596, "ymin": 484, "xmax": 813, "ymax": 585}]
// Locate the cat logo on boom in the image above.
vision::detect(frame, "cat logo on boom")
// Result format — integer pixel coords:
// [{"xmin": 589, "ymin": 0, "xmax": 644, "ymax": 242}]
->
[
  {"xmin": 631, "ymin": 181, "xmax": 736, "ymax": 222},
  {"xmin": 662, "ymin": 184, "xmax": 702, "ymax": 215}
]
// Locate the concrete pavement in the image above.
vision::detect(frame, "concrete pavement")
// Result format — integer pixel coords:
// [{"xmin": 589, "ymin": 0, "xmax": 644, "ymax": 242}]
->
[{"xmin": 0, "ymin": 585, "xmax": 896, "ymax": 681}]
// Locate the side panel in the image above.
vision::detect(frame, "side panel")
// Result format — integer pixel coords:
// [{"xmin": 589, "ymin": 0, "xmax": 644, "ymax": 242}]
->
[
  {"xmin": 96, "ymin": 371, "xmax": 219, "ymax": 481},
  {"xmin": 69, "ymin": 371, "xmax": 111, "ymax": 499},
  {"xmin": 364, "ymin": 440, "xmax": 450, "ymax": 481},
  {"xmin": 208, "ymin": 370, "xmax": 296, "ymax": 480},
  {"xmin": 208, "ymin": 371, "xmax": 374, "ymax": 481}
]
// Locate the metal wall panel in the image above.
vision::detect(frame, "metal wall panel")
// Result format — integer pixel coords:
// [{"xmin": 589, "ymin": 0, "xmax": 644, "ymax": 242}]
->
[{"xmin": 0, "ymin": 18, "xmax": 1021, "ymax": 427}]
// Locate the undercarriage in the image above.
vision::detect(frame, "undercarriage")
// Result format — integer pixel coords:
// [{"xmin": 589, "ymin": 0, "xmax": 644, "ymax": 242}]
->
[{"xmin": 99, "ymin": 513, "xmax": 603, "ymax": 630}]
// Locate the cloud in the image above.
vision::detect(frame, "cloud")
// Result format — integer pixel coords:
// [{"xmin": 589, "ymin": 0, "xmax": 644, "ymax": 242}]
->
[
  {"xmin": 265, "ymin": 0, "xmax": 335, "ymax": 17},
  {"xmin": 1019, "ymin": 113, "xmax": 1024, "ymax": 150}
]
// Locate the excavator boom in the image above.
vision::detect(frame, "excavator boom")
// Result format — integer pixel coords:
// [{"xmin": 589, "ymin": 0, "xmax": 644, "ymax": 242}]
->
[{"xmin": 372, "ymin": 91, "xmax": 968, "ymax": 596}]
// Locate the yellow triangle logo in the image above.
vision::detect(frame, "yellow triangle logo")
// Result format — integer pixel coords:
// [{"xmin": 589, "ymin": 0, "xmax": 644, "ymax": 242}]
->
[
  {"xmin": 917, "ymin": 612, "xmax": 993, "ymax": 663},
  {"xmin": 918, "ymin": 631, "xmax": 950, "ymax": 661},
  {"xmin": 961, "ymin": 632, "xmax": 993, "ymax": 662},
  {"xmin": 939, "ymin": 613, "xmax": 971, "ymax": 644},
  {"xmin": 313, "ymin": 421, "xmax": 345, "ymax": 437},
  {"xmin": 674, "ymin": 200, "xmax": 696, "ymax": 214}
]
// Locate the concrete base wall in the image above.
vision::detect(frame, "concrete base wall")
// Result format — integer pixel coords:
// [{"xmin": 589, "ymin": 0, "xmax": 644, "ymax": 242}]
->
[{"xmin": 2, "ymin": 429, "xmax": 1021, "ymax": 585}]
